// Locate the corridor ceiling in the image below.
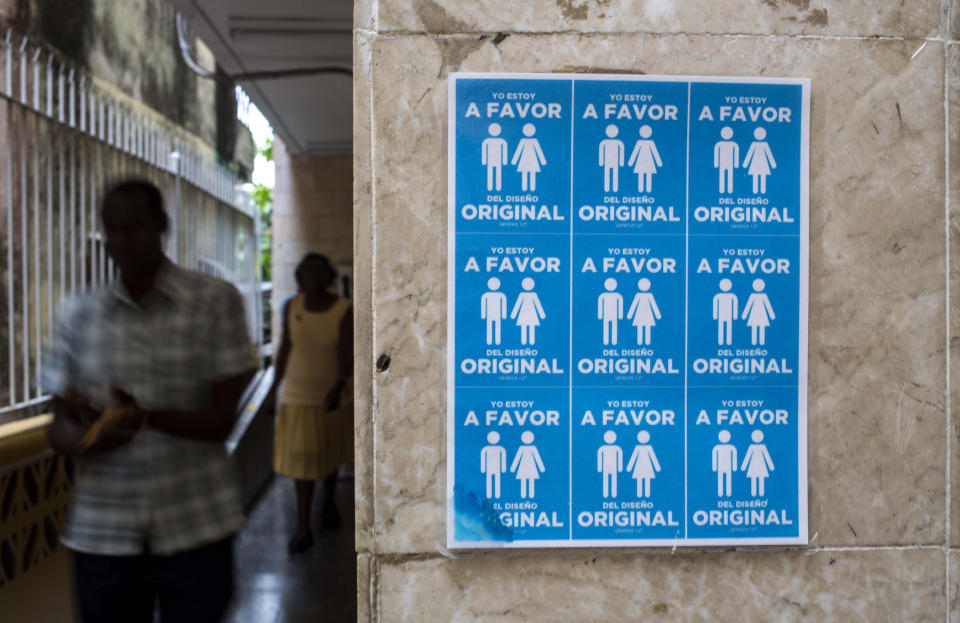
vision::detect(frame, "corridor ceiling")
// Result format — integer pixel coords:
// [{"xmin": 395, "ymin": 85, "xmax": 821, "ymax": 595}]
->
[{"xmin": 167, "ymin": 0, "xmax": 353, "ymax": 155}]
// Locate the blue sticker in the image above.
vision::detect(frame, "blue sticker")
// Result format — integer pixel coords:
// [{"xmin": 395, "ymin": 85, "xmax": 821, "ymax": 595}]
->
[
  {"xmin": 687, "ymin": 388, "xmax": 800, "ymax": 539},
  {"xmin": 572, "ymin": 80, "xmax": 688, "ymax": 236},
  {"xmin": 453, "ymin": 387, "xmax": 570, "ymax": 543},
  {"xmin": 572, "ymin": 388, "xmax": 684, "ymax": 541},
  {"xmin": 688, "ymin": 83, "xmax": 803, "ymax": 237},
  {"xmin": 448, "ymin": 73, "xmax": 808, "ymax": 549},
  {"xmin": 454, "ymin": 78, "xmax": 572, "ymax": 235},
  {"xmin": 572, "ymin": 235, "xmax": 684, "ymax": 387},
  {"xmin": 688, "ymin": 235, "xmax": 800, "ymax": 387},
  {"xmin": 454, "ymin": 233, "xmax": 570, "ymax": 388}
]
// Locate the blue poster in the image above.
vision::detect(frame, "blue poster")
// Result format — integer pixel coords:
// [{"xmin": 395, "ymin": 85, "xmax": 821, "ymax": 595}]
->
[{"xmin": 448, "ymin": 73, "xmax": 809, "ymax": 549}]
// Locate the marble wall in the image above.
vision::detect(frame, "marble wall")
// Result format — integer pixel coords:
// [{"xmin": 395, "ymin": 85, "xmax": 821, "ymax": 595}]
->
[{"xmin": 355, "ymin": 1, "xmax": 958, "ymax": 619}]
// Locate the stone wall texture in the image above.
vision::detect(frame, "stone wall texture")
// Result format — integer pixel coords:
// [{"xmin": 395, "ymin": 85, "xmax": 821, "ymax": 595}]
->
[{"xmin": 355, "ymin": 1, "xmax": 959, "ymax": 620}]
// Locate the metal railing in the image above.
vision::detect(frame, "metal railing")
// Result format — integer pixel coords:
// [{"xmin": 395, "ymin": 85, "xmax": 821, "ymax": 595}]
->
[{"xmin": 0, "ymin": 31, "xmax": 261, "ymax": 420}]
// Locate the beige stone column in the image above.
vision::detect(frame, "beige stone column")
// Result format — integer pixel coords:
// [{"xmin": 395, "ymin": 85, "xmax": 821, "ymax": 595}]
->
[
  {"xmin": 271, "ymin": 140, "xmax": 353, "ymax": 340},
  {"xmin": 356, "ymin": 2, "xmax": 956, "ymax": 620}
]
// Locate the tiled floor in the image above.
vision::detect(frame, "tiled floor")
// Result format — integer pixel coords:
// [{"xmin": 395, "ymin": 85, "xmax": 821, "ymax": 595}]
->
[{"xmin": 224, "ymin": 474, "xmax": 357, "ymax": 623}]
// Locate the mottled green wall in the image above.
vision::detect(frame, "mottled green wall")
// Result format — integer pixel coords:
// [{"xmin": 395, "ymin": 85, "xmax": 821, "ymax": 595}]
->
[{"xmin": 0, "ymin": 0, "xmax": 253, "ymax": 175}]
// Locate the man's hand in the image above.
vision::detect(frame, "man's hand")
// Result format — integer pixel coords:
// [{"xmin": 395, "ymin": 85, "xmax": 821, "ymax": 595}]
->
[
  {"xmin": 63, "ymin": 387, "xmax": 100, "ymax": 424},
  {"xmin": 108, "ymin": 385, "xmax": 148, "ymax": 430},
  {"xmin": 48, "ymin": 388, "xmax": 101, "ymax": 456},
  {"xmin": 49, "ymin": 386, "xmax": 144, "ymax": 456},
  {"xmin": 76, "ymin": 386, "xmax": 147, "ymax": 452}
]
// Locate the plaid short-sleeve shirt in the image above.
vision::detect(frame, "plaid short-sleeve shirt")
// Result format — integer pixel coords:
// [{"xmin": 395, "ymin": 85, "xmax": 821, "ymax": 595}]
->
[{"xmin": 42, "ymin": 258, "xmax": 258, "ymax": 555}]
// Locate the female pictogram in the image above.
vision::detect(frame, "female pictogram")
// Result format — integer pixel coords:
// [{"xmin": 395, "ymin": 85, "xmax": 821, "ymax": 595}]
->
[
  {"xmin": 626, "ymin": 431, "xmax": 661, "ymax": 498},
  {"xmin": 741, "ymin": 430, "xmax": 775, "ymax": 497},
  {"xmin": 510, "ymin": 431, "xmax": 545, "ymax": 498},
  {"xmin": 742, "ymin": 127, "xmax": 776, "ymax": 194},
  {"xmin": 626, "ymin": 278, "xmax": 661, "ymax": 346},
  {"xmin": 511, "ymin": 123, "xmax": 547, "ymax": 192},
  {"xmin": 510, "ymin": 277, "xmax": 545, "ymax": 345},
  {"xmin": 742, "ymin": 278, "xmax": 775, "ymax": 346},
  {"xmin": 627, "ymin": 125, "xmax": 662, "ymax": 193}
]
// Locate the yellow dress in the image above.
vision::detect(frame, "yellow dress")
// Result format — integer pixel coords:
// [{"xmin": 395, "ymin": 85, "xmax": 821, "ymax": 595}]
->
[{"xmin": 273, "ymin": 294, "xmax": 353, "ymax": 480}]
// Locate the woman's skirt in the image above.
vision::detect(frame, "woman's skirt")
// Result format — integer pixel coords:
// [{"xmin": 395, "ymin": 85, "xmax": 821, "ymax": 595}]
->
[{"xmin": 274, "ymin": 402, "xmax": 353, "ymax": 480}]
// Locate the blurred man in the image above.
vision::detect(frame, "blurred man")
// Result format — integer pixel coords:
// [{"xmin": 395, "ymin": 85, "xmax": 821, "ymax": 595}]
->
[{"xmin": 43, "ymin": 180, "xmax": 257, "ymax": 622}]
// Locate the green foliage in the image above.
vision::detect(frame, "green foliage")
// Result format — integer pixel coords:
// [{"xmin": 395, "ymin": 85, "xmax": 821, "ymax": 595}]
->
[
  {"xmin": 258, "ymin": 214, "xmax": 272, "ymax": 282},
  {"xmin": 250, "ymin": 183, "xmax": 273, "ymax": 212},
  {"xmin": 251, "ymin": 137, "xmax": 274, "ymax": 282},
  {"xmin": 259, "ymin": 137, "xmax": 274, "ymax": 162}
]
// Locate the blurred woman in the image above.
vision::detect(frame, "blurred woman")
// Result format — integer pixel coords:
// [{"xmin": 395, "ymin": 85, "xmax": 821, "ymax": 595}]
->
[{"xmin": 272, "ymin": 253, "xmax": 353, "ymax": 553}]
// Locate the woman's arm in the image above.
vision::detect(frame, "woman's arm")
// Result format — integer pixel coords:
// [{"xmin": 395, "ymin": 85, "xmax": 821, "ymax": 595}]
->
[
  {"xmin": 324, "ymin": 303, "xmax": 354, "ymax": 411},
  {"xmin": 270, "ymin": 296, "xmax": 294, "ymax": 396}
]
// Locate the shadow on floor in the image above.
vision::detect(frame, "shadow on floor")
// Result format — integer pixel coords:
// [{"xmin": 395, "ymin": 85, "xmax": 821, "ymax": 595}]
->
[{"xmin": 224, "ymin": 474, "xmax": 356, "ymax": 623}]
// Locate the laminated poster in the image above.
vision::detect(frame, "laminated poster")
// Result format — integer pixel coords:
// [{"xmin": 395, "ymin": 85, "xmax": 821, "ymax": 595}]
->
[{"xmin": 447, "ymin": 72, "xmax": 809, "ymax": 549}]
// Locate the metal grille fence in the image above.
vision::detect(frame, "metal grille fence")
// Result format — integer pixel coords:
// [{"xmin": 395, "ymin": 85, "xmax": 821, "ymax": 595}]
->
[{"xmin": 0, "ymin": 32, "xmax": 260, "ymax": 420}]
